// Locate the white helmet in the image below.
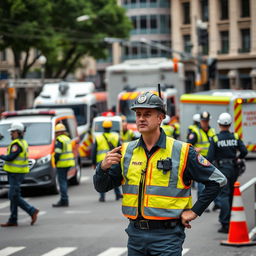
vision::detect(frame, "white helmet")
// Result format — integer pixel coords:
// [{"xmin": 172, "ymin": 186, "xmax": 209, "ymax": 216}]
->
[
  {"xmin": 8, "ymin": 122, "xmax": 25, "ymax": 132},
  {"xmin": 162, "ymin": 115, "xmax": 171, "ymax": 125},
  {"xmin": 193, "ymin": 113, "xmax": 200, "ymax": 123},
  {"xmin": 218, "ymin": 113, "xmax": 232, "ymax": 125}
]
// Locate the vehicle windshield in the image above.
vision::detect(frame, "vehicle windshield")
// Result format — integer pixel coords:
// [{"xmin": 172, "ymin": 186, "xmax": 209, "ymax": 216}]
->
[
  {"xmin": 0, "ymin": 122, "xmax": 52, "ymax": 147},
  {"xmin": 94, "ymin": 121, "xmax": 120, "ymax": 133},
  {"xmin": 119, "ymin": 100, "xmax": 136, "ymax": 123},
  {"xmin": 36, "ymin": 104, "xmax": 87, "ymax": 126}
]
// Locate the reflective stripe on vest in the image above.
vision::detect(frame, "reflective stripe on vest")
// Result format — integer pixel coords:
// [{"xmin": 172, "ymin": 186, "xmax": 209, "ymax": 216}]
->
[
  {"xmin": 120, "ymin": 137, "xmax": 192, "ymax": 220},
  {"xmin": 3, "ymin": 139, "xmax": 29, "ymax": 173},
  {"xmin": 96, "ymin": 133, "xmax": 119, "ymax": 163},
  {"xmin": 56, "ymin": 135, "xmax": 75, "ymax": 168},
  {"xmin": 194, "ymin": 127, "xmax": 215, "ymax": 156}
]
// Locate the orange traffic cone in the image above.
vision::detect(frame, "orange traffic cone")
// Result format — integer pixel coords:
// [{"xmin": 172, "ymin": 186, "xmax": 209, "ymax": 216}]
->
[{"xmin": 221, "ymin": 182, "xmax": 256, "ymax": 247}]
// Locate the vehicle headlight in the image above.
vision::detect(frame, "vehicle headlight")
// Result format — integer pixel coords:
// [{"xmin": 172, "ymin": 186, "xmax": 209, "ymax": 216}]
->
[{"xmin": 37, "ymin": 154, "xmax": 51, "ymax": 165}]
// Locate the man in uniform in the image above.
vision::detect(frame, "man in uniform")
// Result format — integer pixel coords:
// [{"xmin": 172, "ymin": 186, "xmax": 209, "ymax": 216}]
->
[
  {"xmin": 161, "ymin": 115, "xmax": 175, "ymax": 137},
  {"xmin": 0, "ymin": 122, "xmax": 39, "ymax": 227},
  {"xmin": 207, "ymin": 112, "xmax": 248, "ymax": 233},
  {"xmin": 52, "ymin": 123, "xmax": 75, "ymax": 207},
  {"xmin": 92, "ymin": 120, "xmax": 122, "ymax": 202},
  {"xmin": 187, "ymin": 113, "xmax": 200, "ymax": 138},
  {"xmin": 121, "ymin": 115, "xmax": 135, "ymax": 142},
  {"xmin": 93, "ymin": 91, "xmax": 226, "ymax": 255},
  {"xmin": 187, "ymin": 111, "xmax": 216, "ymax": 208}
]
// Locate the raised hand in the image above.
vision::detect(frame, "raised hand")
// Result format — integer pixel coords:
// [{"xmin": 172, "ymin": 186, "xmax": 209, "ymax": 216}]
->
[{"xmin": 101, "ymin": 146, "xmax": 122, "ymax": 171}]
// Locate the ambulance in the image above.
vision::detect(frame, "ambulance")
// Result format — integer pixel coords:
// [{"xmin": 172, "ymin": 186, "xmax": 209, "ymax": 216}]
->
[
  {"xmin": 117, "ymin": 86, "xmax": 178, "ymax": 132},
  {"xmin": 106, "ymin": 58, "xmax": 185, "ymax": 111},
  {"xmin": 180, "ymin": 89, "xmax": 256, "ymax": 152},
  {"xmin": 33, "ymin": 81, "xmax": 108, "ymax": 161}
]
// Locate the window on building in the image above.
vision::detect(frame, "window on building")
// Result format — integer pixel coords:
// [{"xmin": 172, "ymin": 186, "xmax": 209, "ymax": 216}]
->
[
  {"xmin": 131, "ymin": 16, "xmax": 137, "ymax": 30},
  {"xmin": 150, "ymin": 46, "xmax": 158, "ymax": 56},
  {"xmin": 183, "ymin": 2, "xmax": 191, "ymax": 24},
  {"xmin": 139, "ymin": 0, "xmax": 147, "ymax": 8},
  {"xmin": 140, "ymin": 15, "xmax": 147, "ymax": 32},
  {"xmin": 141, "ymin": 44, "xmax": 148, "ymax": 57},
  {"xmin": 160, "ymin": 15, "xmax": 170, "ymax": 33},
  {"xmin": 220, "ymin": 31, "xmax": 229, "ymax": 54},
  {"xmin": 149, "ymin": 0, "xmax": 157, "ymax": 7},
  {"xmin": 0, "ymin": 50, "xmax": 7, "ymax": 61},
  {"xmin": 220, "ymin": 0, "xmax": 229, "ymax": 20},
  {"xmin": 150, "ymin": 15, "xmax": 157, "ymax": 31},
  {"xmin": 241, "ymin": 0, "xmax": 250, "ymax": 17},
  {"xmin": 240, "ymin": 29, "xmax": 250, "ymax": 52},
  {"xmin": 159, "ymin": 0, "xmax": 170, "ymax": 8},
  {"xmin": 201, "ymin": 0, "xmax": 209, "ymax": 21},
  {"xmin": 183, "ymin": 35, "xmax": 191, "ymax": 53}
]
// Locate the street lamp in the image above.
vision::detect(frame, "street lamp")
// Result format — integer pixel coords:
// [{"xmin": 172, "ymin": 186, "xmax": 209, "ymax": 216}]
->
[{"xmin": 38, "ymin": 55, "xmax": 47, "ymax": 86}]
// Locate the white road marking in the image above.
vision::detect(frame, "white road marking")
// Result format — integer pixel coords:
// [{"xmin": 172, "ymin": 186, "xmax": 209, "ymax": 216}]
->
[
  {"xmin": 64, "ymin": 210, "xmax": 91, "ymax": 214},
  {"xmin": 81, "ymin": 176, "xmax": 90, "ymax": 183},
  {"xmin": 182, "ymin": 248, "xmax": 190, "ymax": 255},
  {"xmin": 97, "ymin": 247, "xmax": 127, "ymax": 256},
  {"xmin": 0, "ymin": 201, "xmax": 9, "ymax": 210},
  {"xmin": 0, "ymin": 247, "xmax": 25, "ymax": 256},
  {"xmin": 41, "ymin": 247, "xmax": 77, "ymax": 256}
]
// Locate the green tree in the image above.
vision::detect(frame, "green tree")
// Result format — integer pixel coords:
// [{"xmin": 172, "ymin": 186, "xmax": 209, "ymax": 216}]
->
[{"xmin": 0, "ymin": 0, "xmax": 132, "ymax": 79}]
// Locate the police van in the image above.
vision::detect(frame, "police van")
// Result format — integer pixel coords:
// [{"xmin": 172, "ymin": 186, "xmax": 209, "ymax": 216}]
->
[
  {"xmin": 180, "ymin": 89, "xmax": 256, "ymax": 153},
  {"xmin": 33, "ymin": 81, "xmax": 108, "ymax": 161},
  {"xmin": 0, "ymin": 109, "xmax": 81, "ymax": 194}
]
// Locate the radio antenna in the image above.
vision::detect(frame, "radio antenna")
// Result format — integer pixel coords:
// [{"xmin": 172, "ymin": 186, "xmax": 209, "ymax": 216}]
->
[{"xmin": 158, "ymin": 83, "xmax": 162, "ymax": 99}]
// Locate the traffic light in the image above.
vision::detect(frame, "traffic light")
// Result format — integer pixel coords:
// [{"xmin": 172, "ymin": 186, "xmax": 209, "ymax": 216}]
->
[
  {"xmin": 208, "ymin": 58, "xmax": 217, "ymax": 79},
  {"xmin": 198, "ymin": 28, "xmax": 208, "ymax": 46}
]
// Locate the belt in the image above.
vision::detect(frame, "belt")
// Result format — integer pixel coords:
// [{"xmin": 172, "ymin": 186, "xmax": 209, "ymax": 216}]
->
[
  {"xmin": 130, "ymin": 219, "xmax": 180, "ymax": 230},
  {"xmin": 218, "ymin": 159, "xmax": 234, "ymax": 165}
]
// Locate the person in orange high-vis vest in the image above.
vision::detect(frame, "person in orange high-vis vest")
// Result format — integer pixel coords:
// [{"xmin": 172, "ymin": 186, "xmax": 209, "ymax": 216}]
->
[{"xmin": 94, "ymin": 91, "xmax": 226, "ymax": 256}]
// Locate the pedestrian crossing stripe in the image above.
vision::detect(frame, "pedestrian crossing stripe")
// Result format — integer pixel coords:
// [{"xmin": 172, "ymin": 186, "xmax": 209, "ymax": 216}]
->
[
  {"xmin": 0, "ymin": 247, "xmax": 25, "ymax": 256},
  {"xmin": 0, "ymin": 247, "xmax": 191, "ymax": 256}
]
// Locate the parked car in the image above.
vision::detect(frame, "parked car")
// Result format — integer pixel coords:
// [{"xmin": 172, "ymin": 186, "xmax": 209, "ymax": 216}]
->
[{"xmin": 0, "ymin": 108, "xmax": 81, "ymax": 194}]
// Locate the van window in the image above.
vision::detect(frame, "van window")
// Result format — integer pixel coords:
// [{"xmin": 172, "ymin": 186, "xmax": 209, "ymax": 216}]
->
[
  {"xmin": 0, "ymin": 122, "xmax": 52, "ymax": 147},
  {"xmin": 66, "ymin": 118, "xmax": 77, "ymax": 139},
  {"xmin": 119, "ymin": 100, "xmax": 136, "ymax": 123},
  {"xmin": 36, "ymin": 104, "xmax": 87, "ymax": 126}
]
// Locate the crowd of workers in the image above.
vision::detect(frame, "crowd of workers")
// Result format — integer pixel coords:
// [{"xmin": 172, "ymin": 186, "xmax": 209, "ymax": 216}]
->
[{"xmin": 0, "ymin": 88, "xmax": 249, "ymax": 255}]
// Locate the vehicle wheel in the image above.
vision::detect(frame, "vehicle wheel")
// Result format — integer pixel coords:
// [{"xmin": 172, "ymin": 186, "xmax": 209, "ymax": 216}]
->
[
  {"xmin": 48, "ymin": 174, "xmax": 60, "ymax": 194},
  {"xmin": 70, "ymin": 160, "xmax": 81, "ymax": 185}
]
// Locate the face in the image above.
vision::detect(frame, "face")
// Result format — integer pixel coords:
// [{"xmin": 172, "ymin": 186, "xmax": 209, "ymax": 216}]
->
[
  {"xmin": 10, "ymin": 130, "xmax": 19, "ymax": 140},
  {"xmin": 135, "ymin": 108, "xmax": 164, "ymax": 134},
  {"xmin": 122, "ymin": 121, "xmax": 128, "ymax": 131},
  {"xmin": 200, "ymin": 119, "xmax": 209, "ymax": 130}
]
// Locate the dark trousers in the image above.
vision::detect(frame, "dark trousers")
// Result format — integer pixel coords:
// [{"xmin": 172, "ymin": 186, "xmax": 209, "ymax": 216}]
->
[
  {"xmin": 218, "ymin": 164, "xmax": 237, "ymax": 226},
  {"xmin": 7, "ymin": 173, "xmax": 36, "ymax": 224},
  {"xmin": 125, "ymin": 222, "xmax": 185, "ymax": 256},
  {"xmin": 57, "ymin": 167, "xmax": 69, "ymax": 202},
  {"xmin": 99, "ymin": 186, "xmax": 122, "ymax": 200}
]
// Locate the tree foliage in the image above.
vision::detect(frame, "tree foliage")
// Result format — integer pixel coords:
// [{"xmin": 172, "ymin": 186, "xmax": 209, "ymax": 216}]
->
[{"xmin": 0, "ymin": 0, "xmax": 132, "ymax": 78}]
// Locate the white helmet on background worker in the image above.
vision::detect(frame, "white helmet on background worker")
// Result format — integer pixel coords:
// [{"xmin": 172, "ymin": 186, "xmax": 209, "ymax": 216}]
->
[
  {"xmin": 162, "ymin": 115, "xmax": 171, "ymax": 125},
  {"xmin": 218, "ymin": 112, "xmax": 232, "ymax": 125},
  {"xmin": 8, "ymin": 122, "xmax": 25, "ymax": 132},
  {"xmin": 193, "ymin": 113, "xmax": 200, "ymax": 123}
]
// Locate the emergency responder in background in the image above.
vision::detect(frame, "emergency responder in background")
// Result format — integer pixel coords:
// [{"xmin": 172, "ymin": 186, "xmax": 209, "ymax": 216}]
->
[
  {"xmin": 91, "ymin": 120, "xmax": 122, "ymax": 202},
  {"xmin": 187, "ymin": 113, "xmax": 200, "ymax": 138},
  {"xmin": 187, "ymin": 111, "xmax": 216, "ymax": 211},
  {"xmin": 52, "ymin": 123, "xmax": 75, "ymax": 207},
  {"xmin": 0, "ymin": 122, "xmax": 39, "ymax": 227},
  {"xmin": 170, "ymin": 115, "xmax": 180, "ymax": 139},
  {"xmin": 121, "ymin": 115, "xmax": 135, "ymax": 142},
  {"xmin": 94, "ymin": 91, "xmax": 226, "ymax": 256},
  {"xmin": 161, "ymin": 115, "xmax": 175, "ymax": 137},
  {"xmin": 207, "ymin": 112, "xmax": 248, "ymax": 233}
]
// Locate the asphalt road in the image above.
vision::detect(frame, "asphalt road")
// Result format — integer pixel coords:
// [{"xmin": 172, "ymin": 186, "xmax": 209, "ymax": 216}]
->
[{"xmin": 0, "ymin": 159, "xmax": 256, "ymax": 256}]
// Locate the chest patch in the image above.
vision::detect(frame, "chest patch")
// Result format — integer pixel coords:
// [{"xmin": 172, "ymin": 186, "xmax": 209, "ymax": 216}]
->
[
  {"xmin": 197, "ymin": 154, "xmax": 211, "ymax": 166},
  {"xmin": 11, "ymin": 145, "xmax": 18, "ymax": 152}
]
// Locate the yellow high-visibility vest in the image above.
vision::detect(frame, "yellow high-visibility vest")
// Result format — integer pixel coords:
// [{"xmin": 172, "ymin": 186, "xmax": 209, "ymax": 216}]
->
[
  {"xmin": 55, "ymin": 134, "xmax": 75, "ymax": 168},
  {"xmin": 120, "ymin": 137, "xmax": 192, "ymax": 220},
  {"xmin": 122, "ymin": 129, "xmax": 134, "ymax": 142},
  {"xmin": 96, "ymin": 133, "xmax": 119, "ymax": 163},
  {"xmin": 193, "ymin": 127, "xmax": 215, "ymax": 156},
  {"xmin": 3, "ymin": 139, "xmax": 29, "ymax": 173},
  {"xmin": 161, "ymin": 125, "xmax": 175, "ymax": 137}
]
